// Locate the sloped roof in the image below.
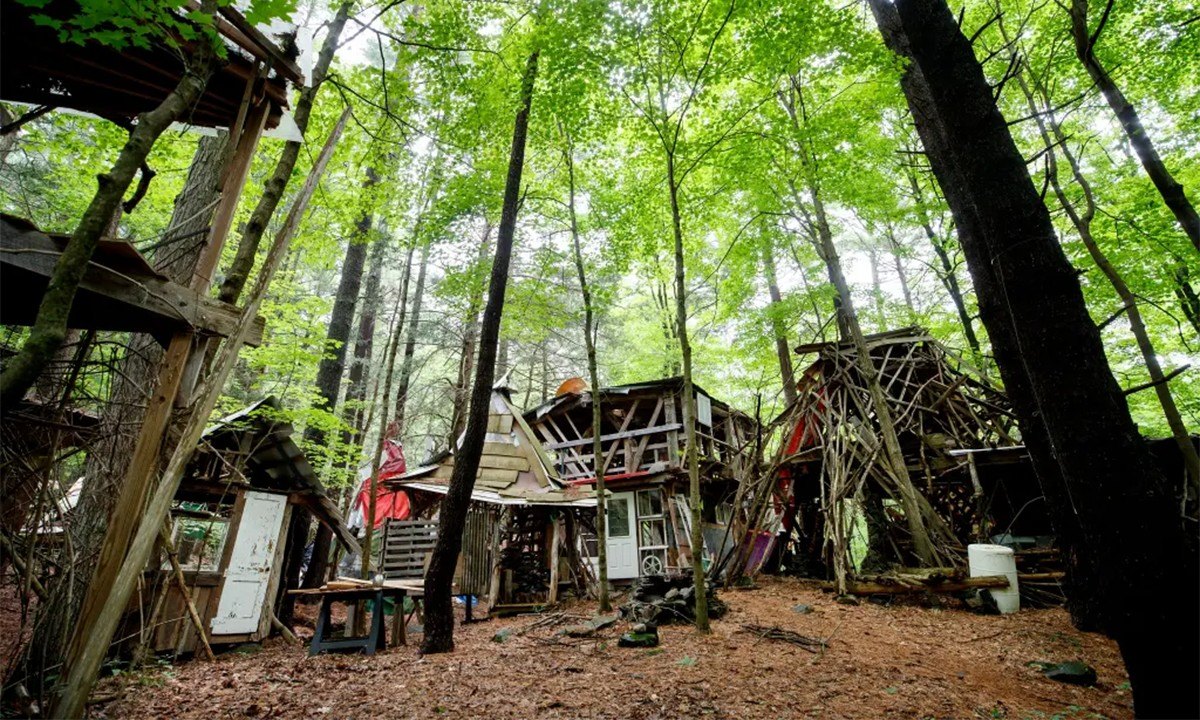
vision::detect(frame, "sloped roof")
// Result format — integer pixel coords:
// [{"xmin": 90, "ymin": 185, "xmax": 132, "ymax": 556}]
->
[
  {"xmin": 197, "ymin": 397, "xmax": 360, "ymax": 553},
  {"xmin": 388, "ymin": 390, "xmax": 595, "ymax": 507}
]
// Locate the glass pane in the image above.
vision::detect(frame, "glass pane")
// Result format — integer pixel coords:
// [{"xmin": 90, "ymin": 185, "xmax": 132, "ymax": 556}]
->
[
  {"xmin": 639, "ymin": 518, "xmax": 666, "ymax": 547},
  {"xmin": 637, "ymin": 489, "xmax": 663, "ymax": 517},
  {"xmin": 172, "ymin": 517, "xmax": 228, "ymax": 572},
  {"xmin": 608, "ymin": 497, "xmax": 630, "ymax": 537}
]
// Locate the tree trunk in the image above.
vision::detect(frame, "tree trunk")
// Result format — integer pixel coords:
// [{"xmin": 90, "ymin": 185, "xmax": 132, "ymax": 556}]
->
[
  {"xmin": 362, "ymin": 285, "xmax": 407, "ymax": 580},
  {"xmin": 1175, "ymin": 264, "xmax": 1200, "ymax": 336},
  {"xmin": 1015, "ymin": 59, "xmax": 1200, "ymax": 490},
  {"xmin": 394, "ymin": 241, "xmax": 431, "ymax": 434},
  {"xmin": 450, "ymin": 220, "xmax": 494, "ymax": 443},
  {"xmin": 781, "ymin": 78, "xmax": 942, "ymax": 567},
  {"xmin": 904, "ymin": 167, "xmax": 981, "ymax": 353},
  {"xmin": 1067, "ymin": 0, "xmax": 1200, "ymax": 252},
  {"xmin": 422, "ymin": 50, "xmax": 539, "ymax": 654},
  {"xmin": 22, "ymin": 124, "xmax": 229, "ymax": 699},
  {"xmin": 0, "ymin": 4, "xmax": 220, "ymax": 408},
  {"xmin": 871, "ymin": 2, "xmax": 1196, "ymax": 714},
  {"xmin": 215, "ymin": 1, "xmax": 352, "ymax": 306},
  {"xmin": 563, "ymin": 140, "xmax": 611, "ymax": 612},
  {"xmin": 300, "ymin": 169, "xmax": 378, "ymax": 588},
  {"xmin": 665, "ymin": 153, "xmax": 710, "ymax": 633},
  {"xmin": 761, "ymin": 240, "xmax": 798, "ymax": 407},
  {"xmin": 884, "ymin": 224, "xmax": 917, "ymax": 316}
]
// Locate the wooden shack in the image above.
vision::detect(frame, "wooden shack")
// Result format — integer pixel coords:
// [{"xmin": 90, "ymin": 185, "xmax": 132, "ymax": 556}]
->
[
  {"xmin": 523, "ymin": 377, "xmax": 756, "ymax": 582},
  {"xmin": 386, "ymin": 387, "xmax": 596, "ymax": 614},
  {"xmin": 125, "ymin": 398, "xmax": 358, "ymax": 656}
]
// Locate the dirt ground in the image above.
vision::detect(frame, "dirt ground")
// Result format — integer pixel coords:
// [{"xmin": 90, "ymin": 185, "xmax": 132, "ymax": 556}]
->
[{"xmin": 94, "ymin": 577, "xmax": 1131, "ymax": 720}]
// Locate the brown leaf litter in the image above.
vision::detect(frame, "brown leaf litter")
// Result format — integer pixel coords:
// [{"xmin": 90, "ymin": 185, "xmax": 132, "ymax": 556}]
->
[{"xmin": 93, "ymin": 577, "xmax": 1131, "ymax": 719}]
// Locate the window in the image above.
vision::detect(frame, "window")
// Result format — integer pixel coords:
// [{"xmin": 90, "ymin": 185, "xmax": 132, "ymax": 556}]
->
[
  {"xmin": 608, "ymin": 496, "xmax": 630, "ymax": 537},
  {"xmin": 168, "ymin": 516, "xmax": 229, "ymax": 572},
  {"xmin": 636, "ymin": 489, "xmax": 669, "ymax": 575}
]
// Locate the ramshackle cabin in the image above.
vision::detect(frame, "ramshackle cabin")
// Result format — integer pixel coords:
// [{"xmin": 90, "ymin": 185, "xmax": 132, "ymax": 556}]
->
[
  {"xmin": 765, "ymin": 328, "xmax": 1064, "ymax": 599},
  {"xmin": 386, "ymin": 387, "xmax": 597, "ymax": 614},
  {"xmin": 120, "ymin": 398, "xmax": 359, "ymax": 656},
  {"xmin": 523, "ymin": 377, "xmax": 758, "ymax": 582}
]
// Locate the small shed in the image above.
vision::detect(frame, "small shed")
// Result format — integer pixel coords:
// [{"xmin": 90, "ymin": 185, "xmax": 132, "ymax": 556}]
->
[
  {"xmin": 386, "ymin": 388, "xmax": 596, "ymax": 613},
  {"xmin": 125, "ymin": 398, "xmax": 358, "ymax": 655},
  {"xmin": 523, "ymin": 377, "xmax": 757, "ymax": 582}
]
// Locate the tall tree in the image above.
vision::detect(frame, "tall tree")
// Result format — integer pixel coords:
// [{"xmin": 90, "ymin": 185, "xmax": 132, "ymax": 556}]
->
[
  {"xmin": 760, "ymin": 239, "xmax": 798, "ymax": 407},
  {"xmin": 300, "ymin": 168, "xmax": 379, "ymax": 588},
  {"xmin": 1066, "ymin": 0, "xmax": 1200, "ymax": 251},
  {"xmin": 422, "ymin": 49, "xmax": 539, "ymax": 654},
  {"xmin": 1012, "ymin": 53, "xmax": 1200, "ymax": 489},
  {"xmin": 870, "ymin": 0, "xmax": 1197, "ymax": 714},
  {"xmin": 561, "ymin": 135, "xmax": 611, "ymax": 611}
]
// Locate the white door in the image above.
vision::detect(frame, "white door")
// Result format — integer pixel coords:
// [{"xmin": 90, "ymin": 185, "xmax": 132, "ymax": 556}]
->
[
  {"xmin": 605, "ymin": 492, "xmax": 638, "ymax": 580},
  {"xmin": 210, "ymin": 491, "xmax": 287, "ymax": 635}
]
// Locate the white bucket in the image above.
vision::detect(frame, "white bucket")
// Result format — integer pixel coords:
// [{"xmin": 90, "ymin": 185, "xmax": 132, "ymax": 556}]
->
[{"xmin": 967, "ymin": 543, "xmax": 1020, "ymax": 614}]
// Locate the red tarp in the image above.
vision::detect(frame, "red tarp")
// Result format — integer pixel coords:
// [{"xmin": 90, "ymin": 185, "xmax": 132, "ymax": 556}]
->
[{"xmin": 356, "ymin": 439, "xmax": 410, "ymax": 529}]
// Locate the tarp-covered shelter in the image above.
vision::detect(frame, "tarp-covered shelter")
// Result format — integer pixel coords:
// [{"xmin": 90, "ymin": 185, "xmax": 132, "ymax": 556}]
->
[
  {"xmin": 386, "ymin": 387, "xmax": 596, "ymax": 613},
  {"xmin": 524, "ymin": 377, "xmax": 757, "ymax": 582},
  {"xmin": 123, "ymin": 398, "xmax": 358, "ymax": 655}
]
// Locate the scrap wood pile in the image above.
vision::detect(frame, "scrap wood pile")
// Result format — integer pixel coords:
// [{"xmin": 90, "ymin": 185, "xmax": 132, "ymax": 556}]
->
[
  {"xmin": 621, "ymin": 573, "xmax": 727, "ymax": 625},
  {"xmin": 771, "ymin": 328, "xmax": 1022, "ymax": 593},
  {"xmin": 738, "ymin": 624, "xmax": 828, "ymax": 652},
  {"xmin": 820, "ymin": 567, "xmax": 1009, "ymax": 596}
]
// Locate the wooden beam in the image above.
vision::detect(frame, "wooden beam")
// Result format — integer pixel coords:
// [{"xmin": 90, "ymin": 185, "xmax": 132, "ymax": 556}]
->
[
  {"xmin": 0, "ymin": 225, "xmax": 265, "ymax": 345},
  {"xmin": 543, "ymin": 423, "xmax": 684, "ymax": 451}
]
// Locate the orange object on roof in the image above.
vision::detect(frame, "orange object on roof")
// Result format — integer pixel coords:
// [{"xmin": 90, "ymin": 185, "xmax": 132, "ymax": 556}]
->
[{"xmin": 556, "ymin": 377, "xmax": 589, "ymax": 397}]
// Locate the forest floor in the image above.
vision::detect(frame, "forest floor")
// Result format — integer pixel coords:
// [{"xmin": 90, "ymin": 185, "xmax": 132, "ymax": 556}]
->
[{"xmin": 93, "ymin": 577, "xmax": 1131, "ymax": 720}]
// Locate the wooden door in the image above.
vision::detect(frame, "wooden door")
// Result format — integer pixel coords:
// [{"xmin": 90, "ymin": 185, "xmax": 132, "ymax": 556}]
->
[
  {"xmin": 605, "ymin": 492, "xmax": 638, "ymax": 579},
  {"xmin": 210, "ymin": 491, "xmax": 287, "ymax": 636}
]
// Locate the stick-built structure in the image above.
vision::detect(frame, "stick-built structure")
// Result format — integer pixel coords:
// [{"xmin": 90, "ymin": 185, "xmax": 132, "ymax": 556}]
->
[{"xmin": 765, "ymin": 328, "xmax": 1051, "ymax": 595}]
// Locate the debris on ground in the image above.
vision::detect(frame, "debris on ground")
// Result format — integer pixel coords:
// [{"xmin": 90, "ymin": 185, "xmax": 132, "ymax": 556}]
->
[
  {"xmin": 618, "ymin": 622, "xmax": 659, "ymax": 648},
  {"xmin": 791, "ymin": 603, "xmax": 813, "ymax": 614},
  {"xmin": 621, "ymin": 573, "xmax": 728, "ymax": 625},
  {"xmin": 738, "ymin": 623, "xmax": 827, "ymax": 653},
  {"xmin": 1035, "ymin": 660, "xmax": 1098, "ymax": 686},
  {"xmin": 92, "ymin": 577, "xmax": 1133, "ymax": 720}
]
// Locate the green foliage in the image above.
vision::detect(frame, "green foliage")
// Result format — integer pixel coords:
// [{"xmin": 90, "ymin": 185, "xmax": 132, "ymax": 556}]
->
[{"xmin": 2, "ymin": 0, "xmax": 1193, "ymax": 475}]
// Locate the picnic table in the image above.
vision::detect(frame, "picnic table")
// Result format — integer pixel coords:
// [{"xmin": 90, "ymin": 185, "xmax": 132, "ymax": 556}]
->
[{"xmin": 289, "ymin": 579, "xmax": 425, "ymax": 656}]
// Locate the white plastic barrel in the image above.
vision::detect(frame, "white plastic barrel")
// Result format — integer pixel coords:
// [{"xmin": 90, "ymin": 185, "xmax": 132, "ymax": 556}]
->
[{"xmin": 967, "ymin": 543, "xmax": 1020, "ymax": 614}]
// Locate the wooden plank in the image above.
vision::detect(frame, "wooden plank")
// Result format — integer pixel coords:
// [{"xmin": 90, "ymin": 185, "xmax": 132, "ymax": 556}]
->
[
  {"xmin": 478, "ymin": 454, "xmax": 530, "ymax": 472},
  {"xmin": 477, "ymin": 467, "xmax": 518, "ymax": 483},
  {"xmin": 543, "ymin": 423, "xmax": 683, "ymax": 451},
  {"xmin": 482, "ymin": 442, "xmax": 524, "ymax": 458}
]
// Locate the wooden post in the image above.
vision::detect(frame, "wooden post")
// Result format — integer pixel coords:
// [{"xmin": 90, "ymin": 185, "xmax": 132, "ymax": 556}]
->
[
  {"xmin": 63, "ymin": 100, "xmax": 270, "ymax": 675},
  {"xmin": 547, "ymin": 515, "xmax": 560, "ymax": 604},
  {"xmin": 51, "ymin": 108, "xmax": 349, "ymax": 720}
]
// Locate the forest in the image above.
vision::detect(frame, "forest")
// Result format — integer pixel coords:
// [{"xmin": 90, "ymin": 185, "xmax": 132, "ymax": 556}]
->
[{"xmin": 0, "ymin": 0, "xmax": 1197, "ymax": 717}]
